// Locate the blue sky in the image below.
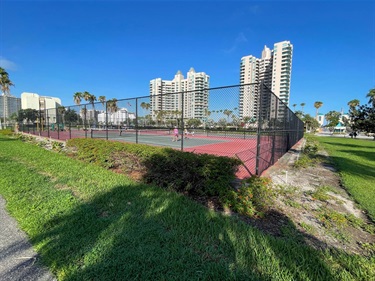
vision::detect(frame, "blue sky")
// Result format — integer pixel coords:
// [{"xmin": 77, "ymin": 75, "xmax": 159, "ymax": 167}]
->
[{"xmin": 1, "ymin": 0, "xmax": 374, "ymax": 117}]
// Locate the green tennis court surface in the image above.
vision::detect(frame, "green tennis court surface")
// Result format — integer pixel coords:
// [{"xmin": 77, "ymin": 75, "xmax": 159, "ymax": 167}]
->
[{"xmin": 92, "ymin": 130, "xmax": 229, "ymax": 148}]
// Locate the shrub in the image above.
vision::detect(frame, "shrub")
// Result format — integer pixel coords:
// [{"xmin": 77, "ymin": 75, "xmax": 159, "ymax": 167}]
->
[
  {"xmin": 303, "ymin": 142, "xmax": 319, "ymax": 155},
  {"xmin": 0, "ymin": 129, "xmax": 13, "ymax": 136},
  {"xmin": 66, "ymin": 138, "xmax": 241, "ymax": 198},
  {"xmin": 226, "ymin": 176, "xmax": 274, "ymax": 217},
  {"xmin": 142, "ymin": 149, "xmax": 241, "ymax": 197}
]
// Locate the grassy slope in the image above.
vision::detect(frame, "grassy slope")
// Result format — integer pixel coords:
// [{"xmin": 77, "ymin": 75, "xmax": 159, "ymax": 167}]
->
[
  {"xmin": 312, "ymin": 136, "xmax": 375, "ymax": 221},
  {"xmin": 0, "ymin": 135, "xmax": 373, "ymax": 280}
]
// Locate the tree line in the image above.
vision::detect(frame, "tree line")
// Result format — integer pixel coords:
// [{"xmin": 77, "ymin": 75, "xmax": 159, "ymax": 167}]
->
[{"xmin": 295, "ymin": 89, "xmax": 375, "ymax": 138}]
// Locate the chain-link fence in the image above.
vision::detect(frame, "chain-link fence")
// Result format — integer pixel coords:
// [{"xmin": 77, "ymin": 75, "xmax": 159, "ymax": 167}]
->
[{"xmin": 19, "ymin": 83, "xmax": 304, "ymax": 177}]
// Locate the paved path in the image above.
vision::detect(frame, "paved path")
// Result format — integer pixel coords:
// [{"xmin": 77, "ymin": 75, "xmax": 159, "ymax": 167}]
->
[
  {"xmin": 315, "ymin": 132, "xmax": 374, "ymax": 140},
  {"xmin": 0, "ymin": 196, "xmax": 56, "ymax": 281}
]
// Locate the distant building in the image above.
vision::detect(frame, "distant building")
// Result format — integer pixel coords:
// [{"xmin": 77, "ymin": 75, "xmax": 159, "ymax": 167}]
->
[
  {"xmin": 239, "ymin": 41, "xmax": 293, "ymax": 120},
  {"xmin": 0, "ymin": 94, "xmax": 21, "ymax": 119},
  {"xmin": 21, "ymin": 92, "xmax": 61, "ymax": 110},
  {"xmin": 149, "ymin": 67, "xmax": 210, "ymax": 121},
  {"xmin": 21, "ymin": 92, "xmax": 62, "ymax": 124},
  {"xmin": 97, "ymin": 108, "xmax": 135, "ymax": 126},
  {"xmin": 317, "ymin": 113, "xmax": 325, "ymax": 127}
]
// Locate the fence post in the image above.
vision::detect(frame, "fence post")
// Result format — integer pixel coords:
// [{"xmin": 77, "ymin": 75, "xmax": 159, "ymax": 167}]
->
[
  {"xmin": 47, "ymin": 112, "xmax": 50, "ymax": 138},
  {"xmin": 135, "ymin": 98, "xmax": 139, "ymax": 144},
  {"xmin": 181, "ymin": 91, "xmax": 184, "ymax": 151},
  {"xmin": 271, "ymin": 98, "xmax": 278, "ymax": 165},
  {"xmin": 57, "ymin": 107, "xmax": 60, "ymax": 140},
  {"xmin": 255, "ymin": 83, "xmax": 263, "ymax": 176},
  {"xmin": 84, "ymin": 105, "xmax": 87, "ymax": 139},
  {"xmin": 105, "ymin": 102, "xmax": 108, "ymax": 140}
]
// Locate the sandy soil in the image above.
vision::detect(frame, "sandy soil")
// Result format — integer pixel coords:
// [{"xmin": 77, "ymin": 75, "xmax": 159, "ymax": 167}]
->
[{"xmin": 260, "ymin": 139, "xmax": 375, "ymax": 256}]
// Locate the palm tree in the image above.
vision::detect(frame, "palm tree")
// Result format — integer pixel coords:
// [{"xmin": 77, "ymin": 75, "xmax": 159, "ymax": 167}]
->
[
  {"xmin": 300, "ymin": 103, "xmax": 306, "ymax": 114},
  {"xmin": 347, "ymin": 99, "xmax": 360, "ymax": 109},
  {"xmin": 57, "ymin": 106, "xmax": 66, "ymax": 126},
  {"xmin": 73, "ymin": 92, "xmax": 83, "ymax": 106},
  {"xmin": 223, "ymin": 109, "xmax": 233, "ymax": 123},
  {"xmin": 366, "ymin": 88, "xmax": 375, "ymax": 106},
  {"xmin": 82, "ymin": 91, "xmax": 97, "ymax": 127},
  {"xmin": 313, "ymin": 101, "xmax": 323, "ymax": 118},
  {"xmin": 81, "ymin": 107, "xmax": 87, "ymax": 128},
  {"xmin": 98, "ymin": 96, "xmax": 106, "ymax": 107},
  {"xmin": 292, "ymin": 104, "xmax": 297, "ymax": 112},
  {"xmin": 107, "ymin": 98, "xmax": 118, "ymax": 128},
  {"xmin": 140, "ymin": 102, "xmax": 151, "ymax": 126},
  {"xmin": 0, "ymin": 67, "xmax": 15, "ymax": 128},
  {"xmin": 0, "ymin": 67, "xmax": 14, "ymax": 95}
]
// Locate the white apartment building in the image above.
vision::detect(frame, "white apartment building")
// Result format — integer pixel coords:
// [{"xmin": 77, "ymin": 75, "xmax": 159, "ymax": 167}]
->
[
  {"xmin": 149, "ymin": 67, "xmax": 210, "ymax": 121},
  {"xmin": 21, "ymin": 92, "xmax": 62, "ymax": 111},
  {"xmin": 239, "ymin": 41, "xmax": 293, "ymax": 119},
  {"xmin": 97, "ymin": 108, "xmax": 135, "ymax": 126},
  {"xmin": 21, "ymin": 92, "xmax": 62, "ymax": 124}
]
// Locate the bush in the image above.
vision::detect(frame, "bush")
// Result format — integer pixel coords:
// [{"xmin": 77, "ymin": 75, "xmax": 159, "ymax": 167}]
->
[
  {"xmin": 66, "ymin": 138, "xmax": 241, "ymax": 198},
  {"xmin": 0, "ymin": 129, "xmax": 13, "ymax": 136},
  {"xmin": 142, "ymin": 149, "xmax": 241, "ymax": 197},
  {"xmin": 226, "ymin": 176, "xmax": 274, "ymax": 217},
  {"xmin": 303, "ymin": 142, "xmax": 319, "ymax": 155}
]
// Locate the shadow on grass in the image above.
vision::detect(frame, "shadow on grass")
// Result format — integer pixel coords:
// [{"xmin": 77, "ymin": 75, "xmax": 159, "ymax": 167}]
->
[{"xmin": 26, "ymin": 184, "xmax": 338, "ymax": 280}]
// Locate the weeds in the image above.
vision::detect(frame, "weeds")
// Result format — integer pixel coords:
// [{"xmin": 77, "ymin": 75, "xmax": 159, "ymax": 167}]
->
[
  {"xmin": 318, "ymin": 208, "xmax": 348, "ymax": 229},
  {"xmin": 300, "ymin": 221, "xmax": 314, "ymax": 234},
  {"xmin": 308, "ymin": 186, "xmax": 333, "ymax": 202}
]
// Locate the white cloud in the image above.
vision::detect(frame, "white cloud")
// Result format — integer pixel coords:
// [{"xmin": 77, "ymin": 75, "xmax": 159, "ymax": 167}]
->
[
  {"xmin": 223, "ymin": 32, "xmax": 248, "ymax": 53},
  {"xmin": 0, "ymin": 57, "xmax": 17, "ymax": 71}
]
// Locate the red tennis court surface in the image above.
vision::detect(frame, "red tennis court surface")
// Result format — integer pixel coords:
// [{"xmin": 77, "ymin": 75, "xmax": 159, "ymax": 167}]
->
[{"xmin": 32, "ymin": 129, "xmax": 273, "ymax": 179}]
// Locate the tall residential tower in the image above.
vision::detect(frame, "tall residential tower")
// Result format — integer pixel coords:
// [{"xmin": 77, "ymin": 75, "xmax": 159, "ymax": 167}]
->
[
  {"xmin": 239, "ymin": 41, "xmax": 293, "ymax": 119},
  {"xmin": 149, "ymin": 67, "xmax": 209, "ymax": 121}
]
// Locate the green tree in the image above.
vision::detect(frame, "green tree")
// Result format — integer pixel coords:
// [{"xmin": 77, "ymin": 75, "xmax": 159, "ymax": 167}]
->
[
  {"xmin": 64, "ymin": 108, "xmax": 80, "ymax": 124},
  {"xmin": 57, "ymin": 106, "xmax": 66, "ymax": 125},
  {"xmin": 349, "ymin": 89, "xmax": 375, "ymax": 139},
  {"xmin": 300, "ymin": 103, "xmax": 306, "ymax": 114},
  {"xmin": 23, "ymin": 108, "xmax": 38, "ymax": 124},
  {"xmin": 325, "ymin": 111, "xmax": 341, "ymax": 132},
  {"xmin": 217, "ymin": 118, "xmax": 227, "ymax": 128},
  {"xmin": 292, "ymin": 104, "xmax": 297, "ymax": 112},
  {"xmin": 366, "ymin": 88, "xmax": 375, "ymax": 106},
  {"xmin": 303, "ymin": 114, "xmax": 320, "ymax": 132},
  {"xmin": 295, "ymin": 110, "xmax": 303, "ymax": 119},
  {"xmin": 17, "ymin": 109, "xmax": 26, "ymax": 123},
  {"xmin": 186, "ymin": 118, "xmax": 202, "ymax": 128}
]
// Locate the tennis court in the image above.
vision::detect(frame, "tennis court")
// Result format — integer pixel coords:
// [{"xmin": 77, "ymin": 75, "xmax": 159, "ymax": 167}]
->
[
  {"xmin": 39, "ymin": 128, "xmax": 261, "ymax": 178},
  {"xmin": 92, "ymin": 128, "xmax": 261, "ymax": 178}
]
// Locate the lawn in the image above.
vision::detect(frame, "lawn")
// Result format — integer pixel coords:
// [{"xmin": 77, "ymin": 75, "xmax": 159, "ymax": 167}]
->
[
  {"xmin": 0, "ymin": 134, "xmax": 374, "ymax": 280},
  {"xmin": 311, "ymin": 136, "xmax": 375, "ymax": 221}
]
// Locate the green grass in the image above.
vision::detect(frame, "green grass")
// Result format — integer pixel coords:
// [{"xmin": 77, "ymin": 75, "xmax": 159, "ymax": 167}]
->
[
  {"xmin": 0, "ymin": 135, "xmax": 374, "ymax": 280},
  {"xmin": 311, "ymin": 136, "xmax": 375, "ymax": 221}
]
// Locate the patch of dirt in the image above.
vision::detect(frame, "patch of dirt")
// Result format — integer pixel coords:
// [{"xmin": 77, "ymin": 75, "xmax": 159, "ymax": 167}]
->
[{"xmin": 261, "ymin": 138, "xmax": 375, "ymax": 256}]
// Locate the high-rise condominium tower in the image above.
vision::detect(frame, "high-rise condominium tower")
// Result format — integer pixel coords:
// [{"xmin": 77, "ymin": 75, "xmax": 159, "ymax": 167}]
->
[
  {"xmin": 239, "ymin": 41, "xmax": 293, "ymax": 119},
  {"xmin": 149, "ymin": 67, "xmax": 210, "ymax": 121}
]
